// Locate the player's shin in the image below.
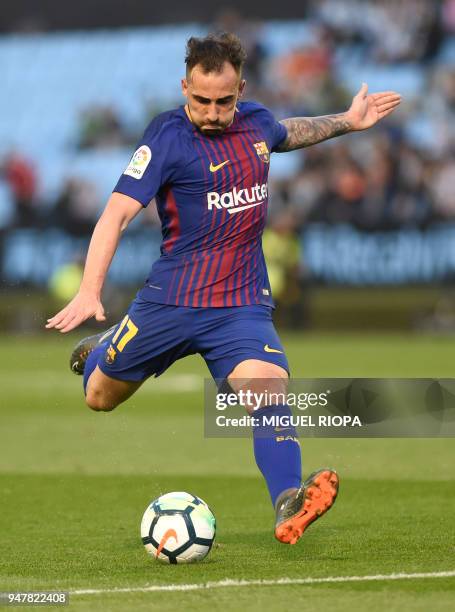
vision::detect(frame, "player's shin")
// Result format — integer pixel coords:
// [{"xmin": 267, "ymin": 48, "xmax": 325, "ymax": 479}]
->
[{"xmin": 252, "ymin": 404, "xmax": 302, "ymax": 507}]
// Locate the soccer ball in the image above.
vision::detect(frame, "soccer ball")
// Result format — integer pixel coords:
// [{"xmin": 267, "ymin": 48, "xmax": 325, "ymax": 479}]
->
[{"xmin": 141, "ymin": 492, "xmax": 216, "ymax": 564}]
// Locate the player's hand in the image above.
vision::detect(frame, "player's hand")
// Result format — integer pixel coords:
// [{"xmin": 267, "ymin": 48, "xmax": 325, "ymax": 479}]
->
[
  {"xmin": 346, "ymin": 83, "xmax": 401, "ymax": 131},
  {"xmin": 45, "ymin": 290, "xmax": 106, "ymax": 333}
]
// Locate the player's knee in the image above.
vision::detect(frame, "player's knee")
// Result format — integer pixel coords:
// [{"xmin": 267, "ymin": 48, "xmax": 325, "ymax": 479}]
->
[{"xmin": 85, "ymin": 388, "xmax": 118, "ymax": 412}]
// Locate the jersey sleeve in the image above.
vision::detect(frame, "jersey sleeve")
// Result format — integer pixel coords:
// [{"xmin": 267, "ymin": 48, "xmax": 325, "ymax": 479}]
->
[
  {"xmin": 113, "ymin": 118, "xmax": 181, "ymax": 207},
  {"xmin": 259, "ymin": 106, "xmax": 288, "ymax": 152}
]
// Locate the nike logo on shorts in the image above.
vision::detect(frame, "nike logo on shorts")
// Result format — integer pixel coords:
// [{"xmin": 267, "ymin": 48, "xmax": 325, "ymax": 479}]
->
[{"xmin": 264, "ymin": 344, "xmax": 284, "ymax": 354}]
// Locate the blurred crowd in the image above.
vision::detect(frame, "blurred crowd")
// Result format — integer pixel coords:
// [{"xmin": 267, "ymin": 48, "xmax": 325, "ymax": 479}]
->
[{"xmin": 1, "ymin": 0, "xmax": 454, "ymax": 237}]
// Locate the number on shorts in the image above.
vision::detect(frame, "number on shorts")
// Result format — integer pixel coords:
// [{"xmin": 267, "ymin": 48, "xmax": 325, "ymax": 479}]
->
[{"xmin": 111, "ymin": 315, "xmax": 138, "ymax": 352}]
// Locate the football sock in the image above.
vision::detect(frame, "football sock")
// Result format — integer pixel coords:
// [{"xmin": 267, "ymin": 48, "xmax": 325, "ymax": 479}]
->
[
  {"xmin": 83, "ymin": 344, "xmax": 106, "ymax": 394},
  {"xmin": 252, "ymin": 404, "xmax": 302, "ymax": 507}
]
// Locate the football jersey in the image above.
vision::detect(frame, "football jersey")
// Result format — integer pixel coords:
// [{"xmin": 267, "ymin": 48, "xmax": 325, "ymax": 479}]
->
[{"xmin": 113, "ymin": 101, "xmax": 287, "ymax": 307}]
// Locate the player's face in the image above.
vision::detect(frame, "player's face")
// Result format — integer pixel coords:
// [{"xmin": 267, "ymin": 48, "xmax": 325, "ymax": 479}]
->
[{"xmin": 182, "ymin": 62, "xmax": 245, "ymax": 136}]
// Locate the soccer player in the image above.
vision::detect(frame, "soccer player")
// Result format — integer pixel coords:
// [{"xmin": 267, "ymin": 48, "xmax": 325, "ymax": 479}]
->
[{"xmin": 46, "ymin": 33, "xmax": 401, "ymax": 545}]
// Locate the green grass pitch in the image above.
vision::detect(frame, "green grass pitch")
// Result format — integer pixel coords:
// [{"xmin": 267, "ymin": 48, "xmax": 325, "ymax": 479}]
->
[{"xmin": 0, "ymin": 331, "xmax": 454, "ymax": 611}]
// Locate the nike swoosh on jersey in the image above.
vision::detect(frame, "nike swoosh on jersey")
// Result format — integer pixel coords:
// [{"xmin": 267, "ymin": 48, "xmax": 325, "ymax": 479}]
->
[
  {"xmin": 209, "ymin": 160, "xmax": 230, "ymax": 172},
  {"xmin": 264, "ymin": 344, "xmax": 284, "ymax": 354}
]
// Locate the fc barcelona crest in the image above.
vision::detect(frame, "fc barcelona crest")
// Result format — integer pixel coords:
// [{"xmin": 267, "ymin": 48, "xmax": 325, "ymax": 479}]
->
[
  {"xmin": 105, "ymin": 344, "xmax": 117, "ymax": 364},
  {"xmin": 253, "ymin": 141, "xmax": 270, "ymax": 163}
]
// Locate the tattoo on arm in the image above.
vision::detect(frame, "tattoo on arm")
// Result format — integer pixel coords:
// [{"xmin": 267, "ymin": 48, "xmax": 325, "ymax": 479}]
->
[{"xmin": 276, "ymin": 114, "xmax": 352, "ymax": 152}]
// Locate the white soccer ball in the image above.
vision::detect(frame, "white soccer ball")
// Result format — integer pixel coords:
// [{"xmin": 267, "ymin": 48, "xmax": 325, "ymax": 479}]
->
[{"xmin": 141, "ymin": 492, "xmax": 216, "ymax": 564}]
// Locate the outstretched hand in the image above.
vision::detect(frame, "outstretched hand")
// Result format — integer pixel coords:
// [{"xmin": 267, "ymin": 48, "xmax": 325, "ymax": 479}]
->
[
  {"xmin": 346, "ymin": 83, "xmax": 401, "ymax": 131},
  {"xmin": 46, "ymin": 291, "xmax": 106, "ymax": 333}
]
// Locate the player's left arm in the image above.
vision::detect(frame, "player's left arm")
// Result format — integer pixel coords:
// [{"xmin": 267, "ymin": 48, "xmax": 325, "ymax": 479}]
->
[{"xmin": 275, "ymin": 83, "xmax": 401, "ymax": 152}]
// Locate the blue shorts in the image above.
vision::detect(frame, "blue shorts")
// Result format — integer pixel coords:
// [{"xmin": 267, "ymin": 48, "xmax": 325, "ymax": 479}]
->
[{"xmin": 97, "ymin": 297, "xmax": 289, "ymax": 382}]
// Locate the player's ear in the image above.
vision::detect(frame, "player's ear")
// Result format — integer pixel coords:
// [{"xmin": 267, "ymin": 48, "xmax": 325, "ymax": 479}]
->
[
  {"xmin": 181, "ymin": 77, "xmax": 188, "ymax": 96},
  {"xmin": 238, "ymin": 79, "xmax": 246, "ymax": 98}
]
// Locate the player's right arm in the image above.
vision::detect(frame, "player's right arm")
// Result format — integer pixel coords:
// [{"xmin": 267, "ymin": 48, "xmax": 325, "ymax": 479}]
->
[{"xmin": 45, "ymin": 193, "xmax": 142, "ymax": 333}]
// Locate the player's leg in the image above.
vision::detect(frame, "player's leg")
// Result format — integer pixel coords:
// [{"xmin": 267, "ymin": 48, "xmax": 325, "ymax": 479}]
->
[
  {"xmin": 200, "ymin": 307, "xmax": 302, "ymax": 512},
  {"xmin": 228, "ymin": 357, "xmax": 339, "ymax": 545},
  {"xmin": 227, "ymin": 359, "xmax": 302, "ymax": 517},
  {"xmin": 69, "ymin": 324, "xmax": 142, "ymax": 411},
  {"xmin": 199, "ymin": 304, "xmax": 338, "ymax": 544},
  {"xmin": 85, "ymin": 366, "xmax": 143, "ymax": 411},
  {"xmin": 70, "ymin": 299, "xmax": 195, "ymax": 412}
]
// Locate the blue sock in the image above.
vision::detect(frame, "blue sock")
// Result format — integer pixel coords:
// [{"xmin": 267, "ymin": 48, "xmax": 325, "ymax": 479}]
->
[
  {"xmin": 253, "ymin": 404, "xmax": 302, "ymax": 507},
  {"xmin": 83, "ymin": 344, "xmax": 106, "ymax": 394}
]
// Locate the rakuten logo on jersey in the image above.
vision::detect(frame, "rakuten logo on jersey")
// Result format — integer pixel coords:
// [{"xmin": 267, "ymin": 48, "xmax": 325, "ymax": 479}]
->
[{"xmin": 207, "ymin": 183, "xmax": 268, "ymax": 214}]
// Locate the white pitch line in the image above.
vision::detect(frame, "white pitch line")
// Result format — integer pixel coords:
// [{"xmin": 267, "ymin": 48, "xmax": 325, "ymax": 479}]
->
[{"xmin": 72, "ymin": 570, "xmax": 455, "ymax": 596}]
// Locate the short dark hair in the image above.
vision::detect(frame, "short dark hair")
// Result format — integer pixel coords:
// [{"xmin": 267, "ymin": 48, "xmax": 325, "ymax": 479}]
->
[{"xmin": 185, "ymin": 32, "xmax": 247, "ymax": 77}]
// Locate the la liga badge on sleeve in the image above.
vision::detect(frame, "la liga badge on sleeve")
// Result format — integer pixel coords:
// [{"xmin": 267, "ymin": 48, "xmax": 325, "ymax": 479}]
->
[{"xmin": 123, "ymin": 145, "xmax": 152, "ymax": 179}]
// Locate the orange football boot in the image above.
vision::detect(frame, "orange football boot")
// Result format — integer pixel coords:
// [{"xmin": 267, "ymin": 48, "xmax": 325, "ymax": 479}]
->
[{"xmin": 275, "ymin": 468, "xmax": 339, "ymax": 545}]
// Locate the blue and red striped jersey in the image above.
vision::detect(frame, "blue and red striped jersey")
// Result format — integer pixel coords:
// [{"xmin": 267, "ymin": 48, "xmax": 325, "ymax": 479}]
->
[{"xmin": 113, "ymin": 101, "xmax": 287, "ymax": 307}]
